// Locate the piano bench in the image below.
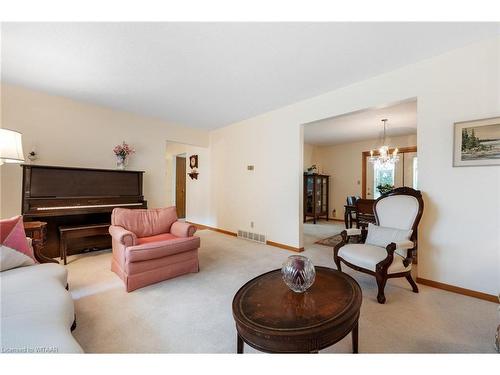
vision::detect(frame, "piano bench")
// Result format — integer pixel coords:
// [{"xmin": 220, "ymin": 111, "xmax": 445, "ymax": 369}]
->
[{"xmin": 59, "ymin": 223, "xmax": 110, "ymax": 265}]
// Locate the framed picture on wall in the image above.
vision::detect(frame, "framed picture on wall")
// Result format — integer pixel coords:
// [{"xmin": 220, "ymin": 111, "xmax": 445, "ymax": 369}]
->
[{"xmin": 453, "ymin": 116, "xmax": 500, "ymax": 167}]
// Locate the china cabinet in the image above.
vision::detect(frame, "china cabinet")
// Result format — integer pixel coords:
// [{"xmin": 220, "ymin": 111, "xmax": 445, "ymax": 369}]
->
[{"xmin": 303, "ymin": 173, "xmax": 329, "ymax": 223}]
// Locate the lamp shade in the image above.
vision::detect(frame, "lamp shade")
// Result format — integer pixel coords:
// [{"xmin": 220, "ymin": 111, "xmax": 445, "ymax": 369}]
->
[{"xmin": 0, "ymin": 128, "xmax": 25, "ymax": 164}]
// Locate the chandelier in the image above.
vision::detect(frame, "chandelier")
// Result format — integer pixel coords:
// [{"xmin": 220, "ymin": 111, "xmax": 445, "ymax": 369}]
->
[{"xmin": 368, "ymin": 119, "xmax": 400, "ymax": 167}]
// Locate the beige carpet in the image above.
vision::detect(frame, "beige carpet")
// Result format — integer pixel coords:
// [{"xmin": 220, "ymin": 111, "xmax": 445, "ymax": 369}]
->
[{"xmin": 66, "ymin": 228, "xmax": 498, "ymax": 353}]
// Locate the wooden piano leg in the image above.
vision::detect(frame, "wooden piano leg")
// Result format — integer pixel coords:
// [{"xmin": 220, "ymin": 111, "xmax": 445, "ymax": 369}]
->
[{"xmin": 59, "ymin": 236, "xmax": 67, "ymax": 265}]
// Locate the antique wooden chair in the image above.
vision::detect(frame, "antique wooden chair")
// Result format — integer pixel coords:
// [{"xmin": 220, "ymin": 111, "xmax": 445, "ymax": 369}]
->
[
  {"xmin": 345, "ymin": 196, "xmax": 362, "ymax": 229},
  {"xmin": 334, "ymin": 187, "xmax": 424, "ymax": 304},
  {"xmin": 344, "ymin": 198, "xmax": 376, "ymax": 242}
]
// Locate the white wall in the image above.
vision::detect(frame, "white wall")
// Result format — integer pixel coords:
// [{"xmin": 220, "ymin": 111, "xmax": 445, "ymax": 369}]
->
[
  {"xmin": 311, "ymin": 134, "xmax": 417, "ymax": 220},
  {"xmin": 209, "ymin": 37, "xmax": 499, "ymax": 295},
  {"xmin": 209, "ymin": 110, "xmax": 303, "ymax": 248},
  {"xmin": 303, "ymin": 143, "xmax": 315, "ymax": 170},
  {"xmin": 0, "ymin": 84, "xmax": 209, "ymax": 217},
  {"xmin": 165, "ymin": 141, "xmax": 211, "ymax": 225}
]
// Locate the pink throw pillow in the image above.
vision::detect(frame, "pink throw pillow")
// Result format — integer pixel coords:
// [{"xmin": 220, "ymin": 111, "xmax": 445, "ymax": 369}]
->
[{"xmin": 0, "ymin": 216, "xmax": 37, "ymax": 266}]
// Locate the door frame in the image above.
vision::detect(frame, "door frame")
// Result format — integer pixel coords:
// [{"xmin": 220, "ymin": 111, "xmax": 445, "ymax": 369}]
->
[{"xmin": 361, "ymin": 146, "xmax": 417, "ymax": 198}]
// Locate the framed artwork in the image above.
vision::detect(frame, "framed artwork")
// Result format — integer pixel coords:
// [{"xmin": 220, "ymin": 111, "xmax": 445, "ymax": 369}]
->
[
  {"xmin": 453, "ymin": 116, "xmax": 500, "ymax": 167},
  {"xmin": 189, "ymin": 155, "xmax": 198, "ymax": 169}
]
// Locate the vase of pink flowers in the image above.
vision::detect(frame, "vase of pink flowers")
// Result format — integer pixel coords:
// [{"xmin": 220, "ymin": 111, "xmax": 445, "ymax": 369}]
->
[{"xmin": 113, "ymin": 141, "xmax": 135, "ymax": 170}]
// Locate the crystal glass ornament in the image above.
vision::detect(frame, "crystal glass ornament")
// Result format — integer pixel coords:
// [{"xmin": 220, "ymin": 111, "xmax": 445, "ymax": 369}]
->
[{"xmin": 281, "ymin": 255, "xmax": 316, "ymax": 293}]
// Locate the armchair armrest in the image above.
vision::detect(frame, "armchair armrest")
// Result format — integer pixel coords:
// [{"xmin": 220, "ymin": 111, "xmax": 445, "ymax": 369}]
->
[
  {"xmin": 170, "ymin": 221, "xmax": 197, "ymax": 238},
  {"xmin": 394, "ymin": 240, "xmax": 414, "ymax": 250},
  {"xmin": 394, "ymin": 240, "xmax": 416, "ymax": 266},
  {"xmin": 345, "ymin": 227, "xmax": 367, "ymax": 244},
  {"xmin": 109, "ymin": 225, "xmax": 137, "ymax": 247},
  {"xmin": 376, "ymin": 240, "xmax": 416, "ymax": 272},
  {"xmin": 345, "ymin": 228, "xmax": 361, "ymax": 236},
  {"xmin": 375, "ymin": 242, "xmax": 397, "ymax": 273},
  {"xmin": 333, "ymin": 230, "xmax": 348, "ymax": 261}
]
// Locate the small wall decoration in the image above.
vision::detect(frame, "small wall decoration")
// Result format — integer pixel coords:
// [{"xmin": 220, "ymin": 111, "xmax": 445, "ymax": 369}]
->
[
  {"xmin": 189, "ymin": 155, "xmax": 198, "ymax": 169},
  {"xmin": 188, "ymin": 154, "xmax": 199, "ymax": 179},
  {"xmin": 454, "ymin": 116, "xmax": 500, "ymax": 167},
  {"xmin": 113, "ymin": 141, "xmax": 135, "ymax": 170}
]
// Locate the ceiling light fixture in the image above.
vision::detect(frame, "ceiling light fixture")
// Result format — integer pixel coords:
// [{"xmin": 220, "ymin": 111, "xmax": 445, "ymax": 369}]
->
[{"xmin": 369, "ymin": 119, "xmax": 399, "ymax": 168}]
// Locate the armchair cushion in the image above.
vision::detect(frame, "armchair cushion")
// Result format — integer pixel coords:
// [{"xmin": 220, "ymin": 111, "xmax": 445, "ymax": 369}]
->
[
  {"xmin": 109, "ymin": 225, "xmax": 137, "ymax": 247},
  {"xmin": 338, "ymin": 243, "xmax": 411, "ymax": 274},
  {"xmin": 111, "ymin": 207, "xmax": 178, "ymax": 238},
  {"xmin": 136, "ymin": 233, "xmax": 176, "ymax": 245},
  {"xmin": 125, "ymin": 236, "xmax": 201, "ymax": 263},
  {"xmin": 1, "ymin": 245, "xmax": 36, "ymax": 271},
  {"xmin": 365, "ymin": 223, "xmax": 412, "ymax": 248},
  {"xmin": 1, "ymin": 216, "xmax": 37, "ymax": 269},
  {"xmin": 170, "ymin": 222, "xmax": 197, "ymax": 238}
]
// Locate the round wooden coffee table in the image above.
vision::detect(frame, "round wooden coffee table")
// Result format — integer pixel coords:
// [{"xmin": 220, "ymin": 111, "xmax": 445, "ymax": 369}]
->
[{"xmin": 232, "ymin": 266, "xmax": 362, "ymax": 353}]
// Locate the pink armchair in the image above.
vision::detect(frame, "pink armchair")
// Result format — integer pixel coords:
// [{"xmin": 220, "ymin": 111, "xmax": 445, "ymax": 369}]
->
[{"xmin": 109, "ymin": 207, "xmax": 200, "ymax": 292}]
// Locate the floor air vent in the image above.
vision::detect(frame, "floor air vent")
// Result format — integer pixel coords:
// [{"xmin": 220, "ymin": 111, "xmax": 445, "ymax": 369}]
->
[{"xmin": 237, "ymin": 230, "xmax": 266, "ymax": 244}]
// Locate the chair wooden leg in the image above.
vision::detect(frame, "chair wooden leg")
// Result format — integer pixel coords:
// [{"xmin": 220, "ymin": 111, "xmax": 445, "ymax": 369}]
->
[
  {"xmin": 71, "ymin": 315, "xmax": 77, "ymax": 332},
  {"xmin": 237, "ymin": 334, "xmax": 244, "ymax": 354},
  {"xmin": 405, "ymin": 274, "xmax": 419, "ymax": 293},
  {"xmin": 334, "ymin": 258, "xmax": 342, "ymax": 272},
  {"xmin": 375, "ymin": 274, "xmax": 387, "ymax": 304},
  {"xmin": 352, "ymin": 321, "xmax": 359, "ymax": 354}
]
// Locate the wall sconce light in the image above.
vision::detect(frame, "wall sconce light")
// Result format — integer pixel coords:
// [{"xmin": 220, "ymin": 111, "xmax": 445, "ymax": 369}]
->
[{"xmin": 28, "ymin": 147, "xmax": 38, "ymax": 162}]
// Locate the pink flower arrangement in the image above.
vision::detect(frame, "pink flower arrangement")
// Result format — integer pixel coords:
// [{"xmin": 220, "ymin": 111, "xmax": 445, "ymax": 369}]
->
[{"xmin": 113, "ymin": 141, "xmax": 135, "ymax": 160}]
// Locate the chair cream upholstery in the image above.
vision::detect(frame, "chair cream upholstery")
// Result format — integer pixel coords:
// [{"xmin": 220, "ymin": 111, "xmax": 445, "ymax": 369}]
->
[
  {"xmin": 338, "ymin": 244, "xmax": 411, "ymax": 274},
  {"xmin": 334, "ymin": 187, "xmax": 424, "ymax": 304},
  {"xmin": 376, "ymin": 194, "xmax": 420, "ymax": 230}
]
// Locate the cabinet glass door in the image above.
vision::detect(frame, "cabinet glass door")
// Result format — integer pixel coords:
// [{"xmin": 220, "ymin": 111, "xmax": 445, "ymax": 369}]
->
[
  {"xmin": 322, "ymin": 178, "xmax": 327, "ymax": 213},
  {"xmin": 306, "ymin": 176, "xmax": 313, "ymax": 214},
  {"xmin": 316, "ymin": 177, "xmax": 322, "ymax": 212}
]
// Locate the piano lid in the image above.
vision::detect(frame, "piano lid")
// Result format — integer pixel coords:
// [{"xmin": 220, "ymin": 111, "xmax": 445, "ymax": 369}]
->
[
  {"xmin": 22, "ymin": 164, "xmax": 145, "ymax": 199},
  {"xmin": 21, "ymin": 164, "xmax": 145, "ymax": 174}
]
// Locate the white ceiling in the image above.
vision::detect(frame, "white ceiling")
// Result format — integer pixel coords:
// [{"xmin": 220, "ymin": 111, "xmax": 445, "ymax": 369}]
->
[
  {"xmin": 2, "ymin": 23, "xmax": 499, "ymax": 129},
  {"xmin": 304, "ymin": 100, "xmax": 417, "ymax": 146}
]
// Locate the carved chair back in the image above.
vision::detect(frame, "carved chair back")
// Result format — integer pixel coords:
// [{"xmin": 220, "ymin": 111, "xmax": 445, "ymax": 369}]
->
[
  {"xmin": 354, "ymin": 199, "xmax": 376, "ymax": 230},
  {"xmin": 346, "ymin": 196, "xmax": 360, "ymax": 206},
  {"xmin": 373, "ymin": 187, "xmax": 424, "ymax": 242}
]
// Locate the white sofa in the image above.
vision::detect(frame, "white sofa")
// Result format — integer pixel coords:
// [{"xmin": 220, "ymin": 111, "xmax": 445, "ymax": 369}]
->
[{"xmin": 0, "ymin": 263, "xmax": 83, "ymax": 353}]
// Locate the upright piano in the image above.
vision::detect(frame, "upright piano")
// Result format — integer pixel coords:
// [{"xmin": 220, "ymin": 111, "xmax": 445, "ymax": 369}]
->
[{"xmin": 21, "ymin": 165, "xmax": 147, "ymax": 259}]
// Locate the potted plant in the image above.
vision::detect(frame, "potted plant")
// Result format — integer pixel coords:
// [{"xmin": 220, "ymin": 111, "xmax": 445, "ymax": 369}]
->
[
  {"xmin": 306, "ymin": 164, "xmax": 317, "ymax": 175},
  {"xmin": 376, "ymin": 183, "xmax": 394, "ymax": 196}
]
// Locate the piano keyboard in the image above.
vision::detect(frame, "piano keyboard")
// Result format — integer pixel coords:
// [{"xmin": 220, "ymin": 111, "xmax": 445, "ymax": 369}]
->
[{"xmin": 35, "ymin": 203, "xmax": 144, "ymax": 210}]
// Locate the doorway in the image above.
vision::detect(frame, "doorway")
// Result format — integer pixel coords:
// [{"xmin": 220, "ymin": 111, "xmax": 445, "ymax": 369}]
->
[
  {"xmin": 301, "ymin": 98, "xmax": 417, "ymax": 248},
  {"xmin": 175, "ymin": 156, "xmax": 186, "ymax": 218}
]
